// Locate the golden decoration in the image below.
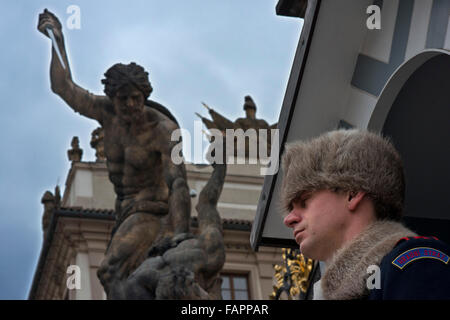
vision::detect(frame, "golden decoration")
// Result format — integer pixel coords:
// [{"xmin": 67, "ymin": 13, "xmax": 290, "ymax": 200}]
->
[{"xmin": 270, "ymin": 248, "xmax": 314, "ymax": 300}]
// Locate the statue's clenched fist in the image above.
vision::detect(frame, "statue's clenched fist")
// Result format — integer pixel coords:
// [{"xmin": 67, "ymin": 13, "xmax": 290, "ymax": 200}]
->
[{"xmin": 37, "ymin": 9, "xmax": 62, "ymax": 39}]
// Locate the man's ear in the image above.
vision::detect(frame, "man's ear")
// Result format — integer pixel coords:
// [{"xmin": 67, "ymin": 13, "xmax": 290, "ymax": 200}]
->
[{"xmin": 347, "ymin": 191, "xmax": 366, "ymax": 211}]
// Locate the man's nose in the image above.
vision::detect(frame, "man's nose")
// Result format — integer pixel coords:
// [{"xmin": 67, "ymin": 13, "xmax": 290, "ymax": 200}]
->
[{"xmin": 283, "ymin": 209, "xmax": 301, "ymax": 228}]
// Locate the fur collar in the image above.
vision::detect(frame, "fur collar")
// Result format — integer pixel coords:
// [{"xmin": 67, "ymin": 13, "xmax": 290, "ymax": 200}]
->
[{"xmin": 321, "ymin": 220, "xmax": 416, "ymax": 300}]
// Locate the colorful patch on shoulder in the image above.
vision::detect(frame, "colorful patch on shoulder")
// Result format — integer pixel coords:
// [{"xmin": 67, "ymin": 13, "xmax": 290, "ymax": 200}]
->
[{"xmin": 392, "ymin": 247, "xmax": 449, "ymax": 270}]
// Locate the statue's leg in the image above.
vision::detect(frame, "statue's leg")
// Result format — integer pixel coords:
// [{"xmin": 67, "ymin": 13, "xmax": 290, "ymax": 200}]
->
[
  {"xmin": 169, "ymin": 177, "xmax": 191, "ymax": 235},
  {"xmin": 97, "ymin": 212, "xmax": 161, "ymax": 299}
]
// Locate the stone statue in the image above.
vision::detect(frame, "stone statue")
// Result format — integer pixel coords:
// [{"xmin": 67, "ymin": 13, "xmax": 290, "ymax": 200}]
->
[
  {"xmin": 118, "ymin": 158, "xmax": 227, "ymax": 299},
  {"xmin": 197, "ymin": 95, "xmax": 277, "ymax": 158},
  {"xmin": 41, "ymin": 186, "xmax": 61, "ymax": 237},
  {"xmin": 38, "ymin": 9, "xmax": 191, "ymax": 299},
  {"xmin": 90, "ymin": 127, "xmax": 106, "ymax": 162},
  {"xmin": 235, "ymin": 96, "xmax": 272, "ymax": 132},
  {"xmin": 67, "ymin": 136, "xmax": 83, "ymax": 162}
]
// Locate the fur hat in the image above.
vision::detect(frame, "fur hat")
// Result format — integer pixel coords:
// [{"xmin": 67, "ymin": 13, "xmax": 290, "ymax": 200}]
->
[{"xmin": 280, "ymin": 129, "xmax": 405, "ymax": 221}]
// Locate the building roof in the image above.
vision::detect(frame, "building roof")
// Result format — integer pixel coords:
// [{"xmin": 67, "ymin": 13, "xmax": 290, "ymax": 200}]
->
[{"xmin": 56, "ymin": 207, "xmax": 252, "ymax": 229}]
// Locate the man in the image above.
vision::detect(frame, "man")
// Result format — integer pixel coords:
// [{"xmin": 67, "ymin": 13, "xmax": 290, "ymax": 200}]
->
[
  {"xmin": 282, "ymin": 129, "xmax": 450, "ymax": 299},
  {"xmin": 37, "ymin": 9, "xmax": 191, "ymax": 299}
]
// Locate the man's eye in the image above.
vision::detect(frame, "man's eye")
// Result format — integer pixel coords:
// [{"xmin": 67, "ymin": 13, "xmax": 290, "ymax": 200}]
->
[
  {"xmin": 299, "ymin": 199, "xmax": 307, "ymax": 208},
  {"xmin": 295, "ymin": 195, "xmax": 310, "ymax": 208}
]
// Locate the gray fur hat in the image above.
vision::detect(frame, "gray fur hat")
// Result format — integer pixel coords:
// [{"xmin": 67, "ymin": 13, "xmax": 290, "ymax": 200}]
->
[{"xmin": 280, "ymin": 129, "xmax": 405, "ymax": 221}]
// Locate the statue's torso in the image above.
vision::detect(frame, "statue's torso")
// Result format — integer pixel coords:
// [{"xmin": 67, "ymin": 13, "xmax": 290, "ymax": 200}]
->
[{"xmin": 102, "ymin": 107, "xmax": 170, "ymax": 203}]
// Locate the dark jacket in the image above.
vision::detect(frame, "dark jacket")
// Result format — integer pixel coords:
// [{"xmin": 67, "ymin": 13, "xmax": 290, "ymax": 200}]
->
[{"xmin": 368, "ymin": 236, "xmax": 450, "ymax": 299}]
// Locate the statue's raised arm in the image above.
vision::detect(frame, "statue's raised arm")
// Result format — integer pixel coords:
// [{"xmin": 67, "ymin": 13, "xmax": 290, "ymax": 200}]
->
[{"xmin": 37, "ymin": 9, "xmax": 106, "ymax": 123}]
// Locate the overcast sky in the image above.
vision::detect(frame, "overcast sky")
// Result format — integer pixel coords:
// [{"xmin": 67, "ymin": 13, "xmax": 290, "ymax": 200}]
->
[{"xmin": 0, "ymin": 0, "xmax": 302, "ymax": 299}]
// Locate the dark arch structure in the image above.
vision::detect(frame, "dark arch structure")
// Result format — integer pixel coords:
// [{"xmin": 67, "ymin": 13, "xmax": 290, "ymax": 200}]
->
[{"xmin": 369, "ymin": 50, "xmax": 450, "ymax": 243}]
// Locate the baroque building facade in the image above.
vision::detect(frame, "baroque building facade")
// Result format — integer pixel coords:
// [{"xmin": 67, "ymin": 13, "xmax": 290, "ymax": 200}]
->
[{"xmin": 29, "ymin": 146, "xmax": 283, "ymax": 300}]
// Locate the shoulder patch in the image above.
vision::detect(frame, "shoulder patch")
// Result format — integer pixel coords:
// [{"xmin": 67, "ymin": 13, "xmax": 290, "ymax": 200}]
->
[{"xmin": 392, "ymin": 247, "xmax": 449, "ymax": 270}]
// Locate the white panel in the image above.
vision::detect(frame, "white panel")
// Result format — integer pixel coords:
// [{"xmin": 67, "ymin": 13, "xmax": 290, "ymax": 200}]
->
[
  {"xmin": 75, "ymin": 253, "xmax": 92, "ymax": 300},
  {"xmin": 405, "ymin": 0, "xmax": 433, "ymax": 60},
  {"xmin": 223, "ymin": 182, "xmax": 262, "ymax": 191},
  {"xmin": 196, "ymin": 181, "xmax": 262, "ymax": 200},
  {"xmin": 218, "ymin": 203, "xmax": 257, "ymax": 210},
  {"xmin": 69, "ymin": 179, "xmax": 75, "ymax": 206},
  {"xmin": 361, "ymin": 0, "xmax": 399, "ymax": 63},
  {"xmin": 444, "ymin": 15, "xmax": 450, "ymax": 50},
  {"xmin": 74, "ymin": 169, "xmax": 93, "ymax": 198},
  {"xmin": 218, "ymin": 206, "xmax": 255, "ymax": 221},
  {"xmin": 344, "ymin": 86, "xmax": 378, "ymax": 129}
]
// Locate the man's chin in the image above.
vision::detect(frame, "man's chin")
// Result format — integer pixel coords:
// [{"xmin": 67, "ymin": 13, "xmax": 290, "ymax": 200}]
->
[{"xmin": 299, "ymin": 242, "xmax": 314, "ymax": 260}]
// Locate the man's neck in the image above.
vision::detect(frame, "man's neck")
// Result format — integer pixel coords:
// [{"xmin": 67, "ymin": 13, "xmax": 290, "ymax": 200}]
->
[{"xmin": 325, "ymin": 214, "xmax": 377, "ymax": 264}]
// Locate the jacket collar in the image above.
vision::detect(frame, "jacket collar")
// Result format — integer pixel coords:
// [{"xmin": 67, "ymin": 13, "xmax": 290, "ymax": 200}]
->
[{"xmin": 320, "ymin": 220, "xmax": 416, "ymax": 299}]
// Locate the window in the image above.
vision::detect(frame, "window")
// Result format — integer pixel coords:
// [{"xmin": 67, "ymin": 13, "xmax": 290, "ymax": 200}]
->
[{"xmin": 221, "ymin": 273, "xmax": 250, "ymax": 300}]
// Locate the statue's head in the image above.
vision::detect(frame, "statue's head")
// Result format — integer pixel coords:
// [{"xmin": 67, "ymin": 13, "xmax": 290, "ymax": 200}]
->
[
  {"xmin": 71, "ymin": 136, "xmax": 79, "ymax": 148},
  {"xmin": 243, "ymin": 95, "xmax": 256, "ymax": 119},
  {"xmin": 102, "ymin": 62, "xmax": 152, "ymax": 123},
  {"xmin": 102, "ymin": 62, "xmax": 152, "ymax": 99}
]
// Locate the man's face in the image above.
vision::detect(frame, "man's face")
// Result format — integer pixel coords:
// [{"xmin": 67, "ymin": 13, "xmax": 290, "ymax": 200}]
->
[
  {"xmin": 283, "ymin": 189, "xmax": 350, "ymax": 261},
  {"xmin": 113, "ymin": 84, "xmax": 145, "ymax": 123}
]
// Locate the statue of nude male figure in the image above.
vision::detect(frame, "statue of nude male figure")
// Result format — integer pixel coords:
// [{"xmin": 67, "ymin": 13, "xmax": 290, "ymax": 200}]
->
[{"xmin": 38, "ymin": 9, "xmax": 191, "ymax": 299}]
